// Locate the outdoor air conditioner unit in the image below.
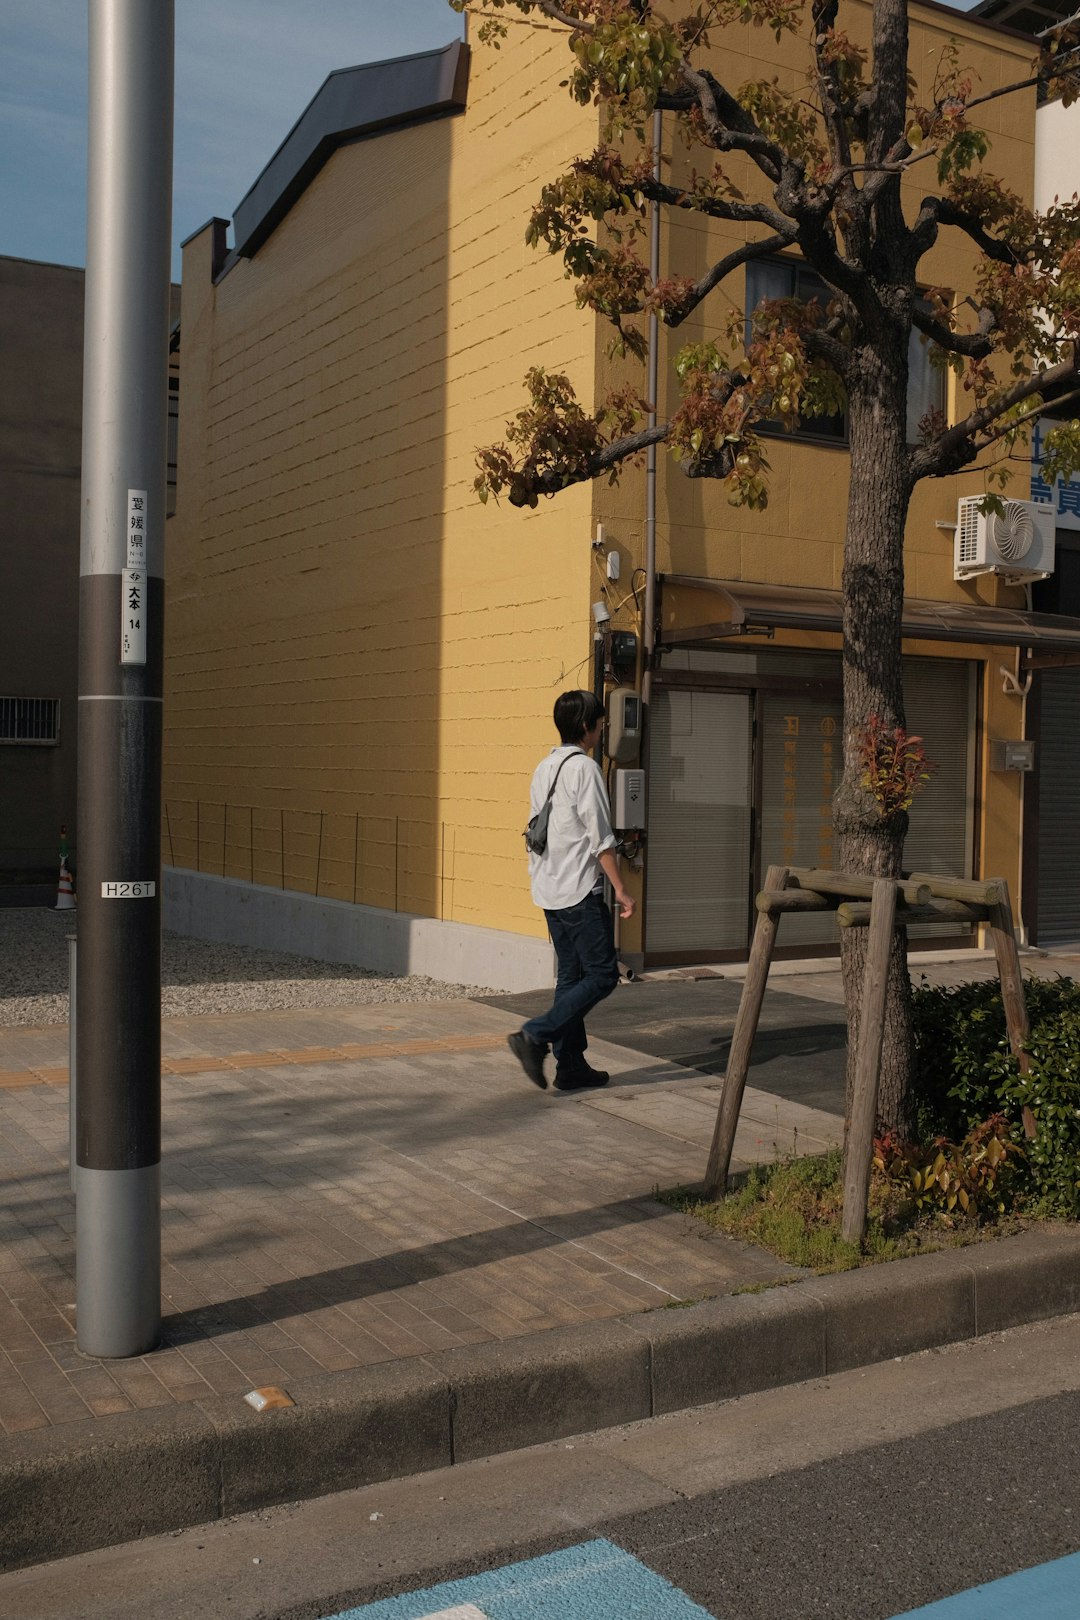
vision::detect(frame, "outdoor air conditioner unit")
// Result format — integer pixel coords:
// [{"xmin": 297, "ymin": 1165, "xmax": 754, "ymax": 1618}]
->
[{"xmin": 954, "ymin": 497, "xmax": 1055, "ymax": 582}]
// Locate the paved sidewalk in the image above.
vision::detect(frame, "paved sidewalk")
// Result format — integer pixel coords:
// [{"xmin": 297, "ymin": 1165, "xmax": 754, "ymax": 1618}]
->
[
  {"xmin": 0, "ymin": 998, "xmax": 842, "ymax": 1438},
  {"xmin": 6, "ymin": 950, "xmax": 1080, "ymax": 1571},
  {"xmin": 5, "ymin": 946, "xmax": 1077, "ymax": 1441}
]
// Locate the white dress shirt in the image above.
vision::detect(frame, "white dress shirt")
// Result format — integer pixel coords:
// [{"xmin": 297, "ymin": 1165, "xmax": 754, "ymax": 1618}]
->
[{"xmin": 528, "ymin": 746, "xmax": 616, "ymax": 911}]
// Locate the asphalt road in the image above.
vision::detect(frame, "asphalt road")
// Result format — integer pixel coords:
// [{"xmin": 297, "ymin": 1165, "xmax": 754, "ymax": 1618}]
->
[
  {"xmin": 480, "ymin": 976, "xmax": 849, "ymax": 1115},
  {"xmin": 6, "ymin": 1312, "xmax": 1080, "ymax": 1620}
]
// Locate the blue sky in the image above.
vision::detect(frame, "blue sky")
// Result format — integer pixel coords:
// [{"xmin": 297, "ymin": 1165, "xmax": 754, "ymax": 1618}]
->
[{"xmin": 1, "ymin": 1, "xmax": 464, "ymax": 277}]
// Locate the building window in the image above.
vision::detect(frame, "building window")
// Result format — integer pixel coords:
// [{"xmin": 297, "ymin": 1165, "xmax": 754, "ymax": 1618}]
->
[
  {"xmin": 745, "ymin": 259, "xmax": 946, "ymax": 446},
  {"xmin": 1, "ymin": 697, "xmax": 60, "ymax": 745},
  {"xmin": 906, "ymin": 314, "xmax": 947, "ymax": 446}
]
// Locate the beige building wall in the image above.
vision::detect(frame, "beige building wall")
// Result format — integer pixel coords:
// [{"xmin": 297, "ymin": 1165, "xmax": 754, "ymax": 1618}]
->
[
  {"xmin": 165, "ymin": 27, "xmax": 597, "ymax": 959},
  {"xmin": 166, "ymin": 8, "xmax": 1041, "ymax": 971}
]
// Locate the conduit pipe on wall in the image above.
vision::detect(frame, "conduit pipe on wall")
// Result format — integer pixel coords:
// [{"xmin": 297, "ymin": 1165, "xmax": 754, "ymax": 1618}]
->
[{"xmin": 641, "ymin": 108, "xmax": 662, "ymax": 711}]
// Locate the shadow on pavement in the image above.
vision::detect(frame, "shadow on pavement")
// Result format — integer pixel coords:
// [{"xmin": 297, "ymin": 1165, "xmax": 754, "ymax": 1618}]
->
[{"xmin": 479, "ymin": 977, "xmax": 848, "ymax": 1116}]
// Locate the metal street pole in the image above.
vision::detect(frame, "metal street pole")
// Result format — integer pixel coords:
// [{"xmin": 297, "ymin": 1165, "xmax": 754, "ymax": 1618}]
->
[{"xmin": 76, "ymin": 0, "xmax": 174, "ymax": 1357}]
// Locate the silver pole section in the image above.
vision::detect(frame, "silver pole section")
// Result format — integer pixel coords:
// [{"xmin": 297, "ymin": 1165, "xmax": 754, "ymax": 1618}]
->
[{"xmin": 76, "ymin": 0, "xmax": 173, "ymax": 1357}]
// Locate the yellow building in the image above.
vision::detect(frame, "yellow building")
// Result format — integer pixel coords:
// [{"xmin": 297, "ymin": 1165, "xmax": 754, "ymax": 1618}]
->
[{"xmin": 164, "ymin": 11, "xmax": 1080, "ymax": 988}]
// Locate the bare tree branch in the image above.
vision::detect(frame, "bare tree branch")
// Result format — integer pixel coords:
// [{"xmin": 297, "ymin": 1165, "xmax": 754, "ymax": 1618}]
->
[
  {"xmin": 634, "ymin": 173, "xmax": 796, "ymax": 239},
  {"xmin": 963, "ymin": 44, "xmax": 1080, "ymax": 117},
  {"xmin": 811, "ymin": 0, "xmax": 855, "ymax": 192},
  {"xmin": 508, "ymin": 420, "xmax": 671, "ymax": 505},
  {"xmin": 804, "ymin": 321, "xmax": 853, "ymax": 377},
  {"xmin": 663, "ymin": 232, "xmax": 796, "ymax": 328},
  {"xmin": 535, "ymin": 1, "xmax": 594, "ymax": 32},
  {"xmin": 907, "ymin": 195, "xmax": 1023, "ymax": 273},
  {"xmin": 672, "ymin": 62, "xmax": 788, "ymax": 186},
  {"xmin": 967, "ymin": 385, "xmax": 1080, "ymax": 458},
  {"xmin": 910, "ymin": 304, "xmax": 996, "ymax": 359},
  {"xmin": 910, "ymin": 356, "xmax": 1080, "ymax": 479}
]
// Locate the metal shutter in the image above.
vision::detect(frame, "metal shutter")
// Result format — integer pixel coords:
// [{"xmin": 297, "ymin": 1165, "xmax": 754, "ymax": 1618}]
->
[
  {"xmin": 646, "ymin": 689, "xmax": 753, "ymax": 952},
  {"xmin": 1036, "ymin": 669, "xmax": 1080, "ymax": 944}
]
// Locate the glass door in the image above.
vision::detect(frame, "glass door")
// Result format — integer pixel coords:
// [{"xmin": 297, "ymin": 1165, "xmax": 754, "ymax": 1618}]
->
[
  {"xmin": 645, "ymin": 688, "xmax": 753, "ymax": 955},
  {"xmin": 759, "ymin": 692, "xmax": 844, "ymax": 946}
]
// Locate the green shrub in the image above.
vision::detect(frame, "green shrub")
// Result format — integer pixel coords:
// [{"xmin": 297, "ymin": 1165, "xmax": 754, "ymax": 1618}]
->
[
  {"xmin": 910, "ymin": 974, "xmax": 1080, "ymax": 1218},
  {"xmin": 998, "ymin": 1023, "xmax": 1080, "ymax": 1218}
]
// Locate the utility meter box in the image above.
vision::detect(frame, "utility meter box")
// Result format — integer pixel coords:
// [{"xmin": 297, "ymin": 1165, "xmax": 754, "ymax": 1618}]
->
[
  {"xmin": 605, "ymin": 686, "xmax": 641, "ymax": 764},
  {"xmin": 614, "ymin": 768, "xmax": 647, "ymax": 829},
  {"xmin": 989, "ymin": 739, "xmax": 1035, "ymax": 772}
]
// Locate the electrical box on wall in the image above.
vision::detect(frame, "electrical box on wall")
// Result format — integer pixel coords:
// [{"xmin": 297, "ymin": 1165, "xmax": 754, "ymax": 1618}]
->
[
  {"xmin": 609, "ymin": 631, "xmax": 638, "ymax": 682},
  {"xmin": 614, "ymin": 768, "xmax": 646, "ymax": 829},
  {"xmin": 989, "ymin": 739, "xmax": 1035, "ymax": 772},
  {"xmin": 605, "ymin": 686, "xmax": 641, "ymax": 763}
]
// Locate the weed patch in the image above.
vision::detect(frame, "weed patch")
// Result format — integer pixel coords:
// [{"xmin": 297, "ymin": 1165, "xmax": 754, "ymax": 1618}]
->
[{"xmin": 659, "ymin": 1150, "xmax": 1025, "ymax": 1274}]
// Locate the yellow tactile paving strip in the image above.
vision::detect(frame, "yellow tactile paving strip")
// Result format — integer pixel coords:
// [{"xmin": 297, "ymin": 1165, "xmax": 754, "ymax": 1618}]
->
[{"xmin": 0, "ymin": 1032, "xmax": 507, "ymax": 1089}]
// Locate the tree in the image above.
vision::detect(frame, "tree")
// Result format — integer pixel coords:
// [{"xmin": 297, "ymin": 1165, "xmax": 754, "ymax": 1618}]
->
[{"xmin": 451, "ymin": 0, "xmax": 1080, "ymax": 1134}]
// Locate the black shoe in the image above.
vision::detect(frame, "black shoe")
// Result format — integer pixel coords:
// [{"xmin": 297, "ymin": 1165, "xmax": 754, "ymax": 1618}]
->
[
  {"xmin": 554, "ymin": 1061, "xmax": 610, "ymax": 1092},
  {"xmin": 508, "ymin": 1031, "xmax": 548, "ymax": 1090}
]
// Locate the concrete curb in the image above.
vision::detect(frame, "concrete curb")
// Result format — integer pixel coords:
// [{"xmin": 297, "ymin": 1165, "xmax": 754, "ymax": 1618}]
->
[{"xmin": 3, "ymin": 1226, "xmax": 1079, "ymax": 1572}]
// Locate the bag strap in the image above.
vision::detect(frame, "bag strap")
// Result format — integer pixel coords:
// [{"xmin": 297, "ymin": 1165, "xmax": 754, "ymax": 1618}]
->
[{"xmin": 541, "ymin": 749, "xmax": 582, "ymax": 807}]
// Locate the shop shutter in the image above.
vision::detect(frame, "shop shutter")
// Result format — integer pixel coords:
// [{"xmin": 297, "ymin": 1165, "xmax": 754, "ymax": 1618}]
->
[
  {"xmin": 1036, "ymin": 669, "xmax": 1080, "ymax": 944},
  {"xmin": 646, "ymin": 689, "xmax": 753, "ymax": 952}
]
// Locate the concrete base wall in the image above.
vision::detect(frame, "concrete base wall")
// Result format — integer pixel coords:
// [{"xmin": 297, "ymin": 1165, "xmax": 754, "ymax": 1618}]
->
[{"xmin": 163, "ymin": 868, "xmax": 555, "ymax": 993}]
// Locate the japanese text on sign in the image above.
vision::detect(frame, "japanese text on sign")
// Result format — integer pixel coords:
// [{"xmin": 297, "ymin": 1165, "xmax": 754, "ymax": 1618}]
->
[
  {"xmin": 1030, "ymin": 420, "xmax": 1080, "ymax": 529},
  {"xmin": 121, "ymin": 489, "xmax": 148, "ymax": 665}
]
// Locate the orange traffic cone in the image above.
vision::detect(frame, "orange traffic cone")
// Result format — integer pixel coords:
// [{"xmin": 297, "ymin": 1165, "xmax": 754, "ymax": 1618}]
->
[{"xmin": 54, "ymin": 856, "xmax": 76, "ymax": 911}]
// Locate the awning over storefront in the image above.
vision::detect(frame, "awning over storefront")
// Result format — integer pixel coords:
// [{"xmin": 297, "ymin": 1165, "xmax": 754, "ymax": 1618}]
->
[{"xmin": 659, "ymin": 575, "xmax": 1080, "ymax": 665}]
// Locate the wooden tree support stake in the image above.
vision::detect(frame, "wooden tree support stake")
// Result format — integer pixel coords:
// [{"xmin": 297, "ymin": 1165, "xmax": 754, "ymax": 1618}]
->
[
  {"xmin": 701, "ymin": 865, "xmax": 1033, "ymax": 1229},
  {"xmin": 703, "ymin": 864, "xmax": 788, "ymax": 1199},
  {"xmin": 841, "ymin": 877, "xmax": 897, "ymax": 1246},
  {"xmin": 755, "ymin": 888, "xmax": 831, "ymax": 914},
  {"xmin": 836, "ymin": 898, "xmax": 987, "ymax": 929},
  {"xmin": 905, "ymin": 872, "xmax": 1002, "ymax": 907},
  {"xmin": 787, "ymin": 867, "xmax": 931, "ymax": 906},
  {"xmin": 986, "ymin": 878, "xmax": 1030, "ymax": 1075}
]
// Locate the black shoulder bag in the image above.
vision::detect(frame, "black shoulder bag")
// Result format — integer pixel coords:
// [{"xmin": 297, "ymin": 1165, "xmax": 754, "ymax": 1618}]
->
[{"xmin": 523, "ymin": 751, "xmax": 580, "ymax": 855}]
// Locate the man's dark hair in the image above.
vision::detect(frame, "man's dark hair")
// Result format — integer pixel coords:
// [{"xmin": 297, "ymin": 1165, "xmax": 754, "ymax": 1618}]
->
[{"xmin": 554, "ymin": 689, "xmax": 604, "ymax": 746}]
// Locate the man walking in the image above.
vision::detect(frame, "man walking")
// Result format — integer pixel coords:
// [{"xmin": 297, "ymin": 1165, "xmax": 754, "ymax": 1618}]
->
[{"xmin": 508, "ymin": 690, "xmax": 635, "ymax": 1093}]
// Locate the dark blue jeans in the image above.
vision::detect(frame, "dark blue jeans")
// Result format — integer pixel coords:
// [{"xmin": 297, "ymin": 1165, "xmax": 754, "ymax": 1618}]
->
[{"xmin": 521, "ymin": 890, "xmax": 620, "ymax": 1064}]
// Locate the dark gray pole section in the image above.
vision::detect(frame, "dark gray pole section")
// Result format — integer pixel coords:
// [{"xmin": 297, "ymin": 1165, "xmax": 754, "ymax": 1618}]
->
[{"xmin": 76, "ymin": 0, "xmax": 173, "ymax": 1357}]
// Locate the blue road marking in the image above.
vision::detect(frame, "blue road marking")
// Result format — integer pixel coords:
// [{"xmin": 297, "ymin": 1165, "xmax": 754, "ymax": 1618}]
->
[
  {"xmin": 891, "ymin": 1549, "xmax": 1080, "ymax": 1617},
  {"xmin": 322, "ymin": 1538, "xmax": 718, "ymax": 1619}
]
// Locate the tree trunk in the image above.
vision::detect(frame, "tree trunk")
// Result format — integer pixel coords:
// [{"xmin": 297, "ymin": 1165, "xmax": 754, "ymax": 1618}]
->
[{"xmin": 836, "ymin": 335, "xmax": 915, "ymax": 1141}]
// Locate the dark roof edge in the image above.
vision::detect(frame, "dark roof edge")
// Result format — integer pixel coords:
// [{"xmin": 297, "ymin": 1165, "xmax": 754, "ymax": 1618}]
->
[
  {"xmin": 180, "ymin": 215, "xmax": 228, "ymax": 251},
  {"xmin": 0, "ymin": 252, "xmax": 86, "ymax": 276},
  {"xmin": 230, "ymin": 39, "xmax": 469, "ymax": 264},
  {"xmin": 917, "ymin": 0, "xmax": 1046, "ymax": 43}
]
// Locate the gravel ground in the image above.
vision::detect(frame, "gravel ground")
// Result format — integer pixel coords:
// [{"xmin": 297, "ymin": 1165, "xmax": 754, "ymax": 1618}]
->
[{"xmin": 0, "ymin": 908, "xmax": 494, "ymax": 1027}]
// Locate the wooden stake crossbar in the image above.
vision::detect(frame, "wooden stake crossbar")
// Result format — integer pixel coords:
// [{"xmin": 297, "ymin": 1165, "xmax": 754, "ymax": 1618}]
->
[{"xmin": 702, "ymin": 868, "xmax": 1031, "ymax": 1245}]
